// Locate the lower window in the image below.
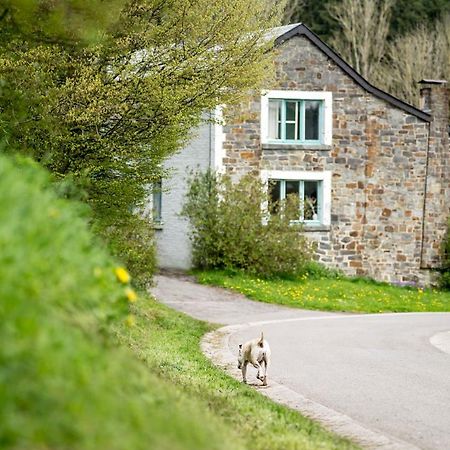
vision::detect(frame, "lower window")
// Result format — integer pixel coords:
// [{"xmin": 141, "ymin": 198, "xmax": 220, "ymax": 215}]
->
[
  {"xmin": 261, "ymin": 170, "xmax": 331, "ymax": 227},
  {"xmin": 269, "ymin": 179, "xmax": 322, "ymax": 223}
]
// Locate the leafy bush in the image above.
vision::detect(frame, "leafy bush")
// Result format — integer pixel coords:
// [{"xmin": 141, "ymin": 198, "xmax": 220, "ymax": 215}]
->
[
  {"xmin": 182, "ymin": 170, "xmax": 313, "ymax": 277},
  {"xmin": 93, "ymin": 213, "xmax": 156, "ymax": 288},
  {"xmin": 52, "ymin": 170, "xmax": 157, "ymax": 287},
  {"xmin": 0, "ymin": 155, "xmax": 233, "ymax": 450},
  {"xmin": 301, "ymin": 261, "xmax": 343, "ymax": 280}
]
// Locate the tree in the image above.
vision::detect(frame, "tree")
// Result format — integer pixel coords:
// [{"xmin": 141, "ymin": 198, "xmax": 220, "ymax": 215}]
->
[
  {"xmin": 280, "ymin": 0, "xmax": 450, "ymax": 43},
  {"xmin": 378, "ymin": 13, "xmax": 450, "ymax": 108},
  {"xmin": 327, "ymin": 0, "xmax": 393, "ymax": 81},
  {"xmin": 0, "ymin": 0, "xmax": 283, "ymax": 282},
  {"xmin": 389, "ymin": 0, "xmax": 450, "ymax": 39},
  {"xmin": 280, "ymin": 0, "xmax": 339, "ymax": 41}
]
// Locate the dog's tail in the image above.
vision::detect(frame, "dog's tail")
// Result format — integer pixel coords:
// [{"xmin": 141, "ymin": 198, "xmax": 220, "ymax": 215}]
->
[{"xmin": 258, "ymin": 331, "xmax": 264, "ymax": 348}]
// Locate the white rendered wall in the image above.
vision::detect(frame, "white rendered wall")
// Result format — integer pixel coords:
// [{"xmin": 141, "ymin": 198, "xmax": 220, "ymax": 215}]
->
[{"xmin": 155, "ymin": 112, "xmax": 223, "ymax": 270}]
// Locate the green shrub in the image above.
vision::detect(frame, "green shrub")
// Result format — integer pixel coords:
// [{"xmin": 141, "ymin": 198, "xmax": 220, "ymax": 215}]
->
[
  {"xmin": 302, "ymin": 261, "xmax": 343, "ymax": 280},
  {"xmin": 93, "ymin": 213, "xmax": 156, "ymax": 288},
  {"xmin": 53, "ymin": 169, "xmax": 157, "ymax": 287},
  {"xmin": 182, "ymin": 170, "xmax": 313, "ymax": 277}
]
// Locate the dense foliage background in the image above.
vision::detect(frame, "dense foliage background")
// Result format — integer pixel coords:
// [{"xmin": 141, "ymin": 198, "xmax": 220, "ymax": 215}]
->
[{"xmin": 283, "ymin": 0, "xmax": 450, "ymax": 41}]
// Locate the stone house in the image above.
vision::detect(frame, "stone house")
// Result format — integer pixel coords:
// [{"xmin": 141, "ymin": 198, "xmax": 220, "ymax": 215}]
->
[{"xmin": 153, "ymin": 23, "xmax": 449, "ymax": 285}]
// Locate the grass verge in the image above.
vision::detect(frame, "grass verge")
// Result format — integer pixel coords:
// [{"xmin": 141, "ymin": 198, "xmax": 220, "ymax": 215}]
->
[{"xmin": 194, "ymin": 269, "xmax": 450, "ymax": 313}]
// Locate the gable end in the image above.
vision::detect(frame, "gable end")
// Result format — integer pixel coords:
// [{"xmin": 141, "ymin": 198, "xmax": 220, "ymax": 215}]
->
[{"xmin": 274, "ymin": 24, "xmax": 431, "ymax": 122}]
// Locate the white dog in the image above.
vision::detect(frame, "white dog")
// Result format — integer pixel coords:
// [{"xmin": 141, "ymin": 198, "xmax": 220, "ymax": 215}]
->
[{"xmin": 237, "ymin": 332, "xmax": 271, "ymax": 386}]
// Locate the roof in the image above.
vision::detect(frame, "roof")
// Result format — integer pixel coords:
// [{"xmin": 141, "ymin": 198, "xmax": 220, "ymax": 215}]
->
[
  {"xmin": 273, "ymin": 23, "xmax": 431, "ymax": 122},
  {"xmin": 264, "ymin": 23, "xmax": 301, "ymax": 41}
]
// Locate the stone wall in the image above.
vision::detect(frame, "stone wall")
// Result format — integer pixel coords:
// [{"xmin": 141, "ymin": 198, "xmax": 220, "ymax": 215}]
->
[
  {"xmin": 221, "ymin": 35, "xmax": 448, "ymax": 285},
  {"xmin": 420, "ymin": 82, "xmax": 450, "ymax": 270}
]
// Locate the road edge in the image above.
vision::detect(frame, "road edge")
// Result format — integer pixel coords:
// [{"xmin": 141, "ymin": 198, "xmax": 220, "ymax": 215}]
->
[{"xmin": 201, "ymin": 322, "xmax": 420, "ymax": 450}]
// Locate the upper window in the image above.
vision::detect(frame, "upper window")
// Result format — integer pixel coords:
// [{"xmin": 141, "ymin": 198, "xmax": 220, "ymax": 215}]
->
[
  {"xmin": 268, "ymin": 99, "xmax": 322, "ymax": 143},
  {"xmin": 261, "ymin": 91, "xmax": 332, "ymax": 146}
]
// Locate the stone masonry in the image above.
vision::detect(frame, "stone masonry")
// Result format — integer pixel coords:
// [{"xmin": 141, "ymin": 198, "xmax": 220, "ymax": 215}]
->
[
  {"xmin": 420, "ymin": 81, "xmax": 450, "ymax": 270},
  {"xmin": 221, "ymin": 33, "xmax": 450, "ymax": 285}
]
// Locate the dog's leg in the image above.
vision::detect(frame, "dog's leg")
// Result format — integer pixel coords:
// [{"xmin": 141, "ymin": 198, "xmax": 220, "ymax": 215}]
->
[
  {"xmin": 260, "ymin": 357, "xmax": 269, "ymax": 386},
  {"xmin": 253, "ymin": 361, "xmax": 264, "ymax": 382},
  {"xmin": 242, "ymin": 360, "xmax": 249, "ymax": 383},
  {"xmin": 262, "ymin": 358, "xmax": 269, "ymax": 386}
]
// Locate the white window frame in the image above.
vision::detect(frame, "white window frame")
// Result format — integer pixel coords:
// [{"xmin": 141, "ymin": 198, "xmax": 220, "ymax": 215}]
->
[
  {"xmin": 213, "ymin": 105, "xmax": 226, "ymax": 173},
  {"xmin": 261, "ymin": 170, "xmax": 331, "ymax": 226},
  {"xmin": 261, "ymin": 90, "xmax": 332, "ymax": 146}
]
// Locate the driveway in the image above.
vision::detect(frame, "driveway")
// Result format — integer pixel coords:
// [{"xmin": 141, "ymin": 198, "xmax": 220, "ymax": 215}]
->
[{"xmin": 150, "ymin": 274, "xmax": 450, "ymax": 450}]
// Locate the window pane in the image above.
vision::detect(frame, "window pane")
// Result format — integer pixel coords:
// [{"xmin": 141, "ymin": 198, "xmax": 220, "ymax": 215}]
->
[
  {"xmin": 285, "ymin": 181, "xmax": 300, "ymax": 220},
  {"xmin": 285, "ymin": 123, "xmax": 296, "ymax": 140},
  {"xmin": 285, "ymin": 101, "xmax": 297, "ymax": 121},
  {"xmin": 286, "ymin": 180, "xmax": 300, "ymax": 197},
  {"xmin": 152, "ymin": 180, "xmax": 162, "ymax": 222},
  {"xmin": 268, "ymin": 179, "xmax": 281, "ymax": 214},
  {"xmin": 305, "ymin": 100, "xmax": 320, "ymax": 140},
  {"xmin": 303, "ymin": 181, "xmax": 318, "ymax": 220},
  {"xmin": 268, "ymin": 100, "xmax": 281, "ymax": 139}
]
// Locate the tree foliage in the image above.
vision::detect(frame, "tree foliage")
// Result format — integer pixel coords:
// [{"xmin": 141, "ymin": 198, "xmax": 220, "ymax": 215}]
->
[
  {"xmin": 327, "ymin": 0, "xmax": 393, "ymax": 80},
  {"xmin": 378, "ymin": 13, "xmax": 450, "ymax": 107},
  {"xmin": 281, "ymin": 0, "xmax": 450, "ymax": 42},
  {"xmin": 440, "ymin": 219, "xmax": 450, "ymax": 289},
  {"xmin": 182, "ymin": 170, "xmax": 313, "ymax": 278},
  {"xmin": 0, "ymin": 0, "xmax": 283, "ymax": 281},
  {"xmin": 389, "ymin": 0, "xmax": 450, "ymax": 39}
]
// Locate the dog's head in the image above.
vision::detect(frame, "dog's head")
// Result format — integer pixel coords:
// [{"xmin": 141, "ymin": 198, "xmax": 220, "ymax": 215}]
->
[{"xmin": 237, "ymin": 344, "xmax": 243, "ymax": 369}]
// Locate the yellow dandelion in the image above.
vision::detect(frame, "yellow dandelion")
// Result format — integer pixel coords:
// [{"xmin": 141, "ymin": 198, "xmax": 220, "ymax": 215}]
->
[
  {"xmin": 125, "ymin": 287, "xmax": 138, "ymax": 303},
  {"xmin": 115, "ymin": 267, "xmax": 131, "ymax": 284},
  {"xmin": 125, "ymin": 314, "xmax": 136, "ymax": 327},
  {"xmin": 48, "ymin": 208, "xmax": 60, "ymax": 219}
]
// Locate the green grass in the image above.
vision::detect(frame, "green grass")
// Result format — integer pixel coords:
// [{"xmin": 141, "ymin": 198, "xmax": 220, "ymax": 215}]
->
[
  {"xmin": 0, "ymin": 154, "xmax": 359, "ymax": 450},
  {"xmin": 194, "ymin": 269, "xmax": 450, "ymax": 313}
]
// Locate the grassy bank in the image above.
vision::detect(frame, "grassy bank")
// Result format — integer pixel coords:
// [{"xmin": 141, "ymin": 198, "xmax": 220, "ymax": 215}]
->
[
  {"xmin": 194, "ymin": 270, "xmax": 450, "ymax": 313},
  {"xmin": 0, "ymin": 154, "xmax": 358, "ymax": 450},
  {"xmin": 0, "ymin": 155, "xmax": 235, "ymax": 450}
]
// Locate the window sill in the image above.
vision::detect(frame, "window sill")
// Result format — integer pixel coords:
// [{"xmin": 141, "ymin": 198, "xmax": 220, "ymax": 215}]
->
[
  {"xmin": 152, "ymin": 222, "xmax": 164, "ymax": 230},
  {"xmin": 303, "ymin": 224, "xmax": 331, "ymax": 232},
  {"xmin": 262, "ymin": 143, "xmax": 332, "ymax": 151}
]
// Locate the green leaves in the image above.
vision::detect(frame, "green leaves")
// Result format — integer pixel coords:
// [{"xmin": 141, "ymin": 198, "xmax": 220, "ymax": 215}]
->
[
  {"xmin": 183, "ymin": 170, "xmax": 312, "ymax": 278},
  {"xmin": 1, "ymin": 0, "xmax": 126, "ymax": 46},
  {"xmin": 1, "ymin": 0, "xmax": 283, "ymax": 278}
]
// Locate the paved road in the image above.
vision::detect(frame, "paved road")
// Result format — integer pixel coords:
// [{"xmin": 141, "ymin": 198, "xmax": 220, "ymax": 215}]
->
[{"xmin": 150, "ymin": 274, "xmax": 450, "ymax": 450}]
